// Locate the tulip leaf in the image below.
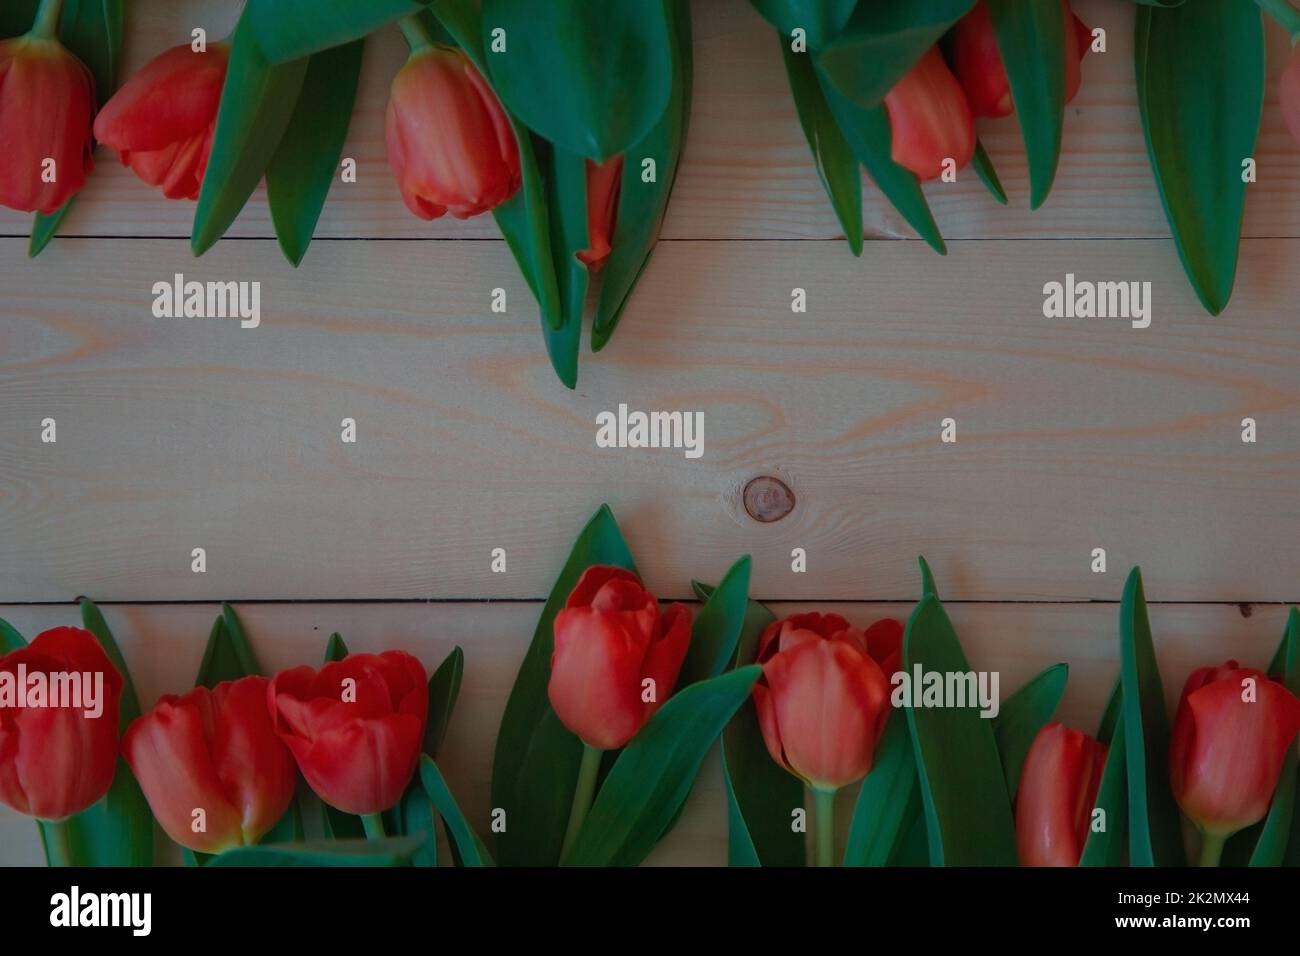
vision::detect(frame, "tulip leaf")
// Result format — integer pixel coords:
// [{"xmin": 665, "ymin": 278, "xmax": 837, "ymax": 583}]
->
[
  {"xmin": 679, "ymin": 556, "xmax": 752, "ymax": 687},
  {"xmin": 815, "ymin": 0, "xmax": 976, "ymax": 110},
  {"xmin": 992, "ymin": 663, "xmax": 1069, "ymax": 796},
  {"xmin": 1118, "ymin": 567, "xmax": 1185, "ymax": 865},
  {"xmin": 0, "ymin": 617, "xmax": 26, "ymax": 653},
  {"xmin": 266, "ymin": 39, "xmax": 364, "ymax": 266},
  {"xmin": 481, "ymin": 0, "xmax": 672, "ymax": 162},
  {"xmin": 905, "ymin": 595, "xmax": 1017, "ymax": 865},
  {"xmin": 419, "ymin": 755, "xmax": 495, "ymax": 866},
  {"xmin": 750, "ymin": 0, "xmax": 857, "ymax": 50},
  {"xmin": 818, "ymin": 73, "xmax": 946, "ymax": 254},
  {"xmin": 777, "ymin": 37, "xmax": 863, "ymax": 259},
  {"xmin": 246, "ymin": 0, "xmax": 421, "ymax": 64},
  {"xmin": 192, "ymin": 10, "xmax": 309, "ymax": 256},
  {"xmin": 1079, "ymin": 709, "xmax": 1129, "ymax": 866},
  {"xmin": 971, "ymin": 140, "xmax": 1008, "ymax": 204},
  {"xmin": 592, "ymin": 0, "xmax": 693, "ymax": 350},
  {"xmin": 844, "ymin": 709, "xmax": 923, "ymax": 866},
  {"xmin": 80, "ymin": 598, "xmax": 139, "ymax": 725},
  {"xmin": 209, "ymin": 836, "xmax": 428, "ymax": 867},
  {"xmin": 491, "ymin": 504, "xmax": 637, "ymax": 865},
  {"xmin": 985, "ymin": 0, "xmax": 1066, "ymax": 209},
  {"xmin": 563, "ymin": 666, "xmax": 762, "ymax": 866},
  {"xmin": 918, "ymin": 554, "xmax": 939, "ymax": 599},
  {"xmin": 541, "ymin": 141, "xmax": 590, "ymax": 356},
  {"xmin": 1135, "ymin": 0, "xmax": 1264, "ymax": 315}
]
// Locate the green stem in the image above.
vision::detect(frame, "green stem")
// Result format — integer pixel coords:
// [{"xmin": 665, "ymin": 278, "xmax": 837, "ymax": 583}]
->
[
  {"xmin": 1256, "ymin": 0, "xmax": 1300, "ymax": 42},
  {"xmin": 361, "ymin": 813, "xmax": 386, "ymax": 839},
  {"xmin": 813, "ymin": 787, "xmax": 836, "ymax": 867},
  {"xmin": 1198, "ymin": 833, "xmax": 1226, "ymax": 868},
  {"xmin": 559, "ymin": 744, "xmax": 603, "ymax": 861},
  {"xmin": 42, "ymin": 819, "xmax": 75, "ymax": 867},
  {"xmin": 397, "ymin": 14, "xmax": 436, "ymax": 53},
  {"xmin": 30, "ymin": 0, "xmax": 65, "ymax": 39}
]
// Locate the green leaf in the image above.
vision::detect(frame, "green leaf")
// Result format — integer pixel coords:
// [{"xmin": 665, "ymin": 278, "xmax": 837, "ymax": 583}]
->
[
  {"xmin": 971, "ymin": 140, "xmax": 1008, "ymax": 204},
  {"xmin": 29, "ymin": 202, "xmax": 73, "ymax": 258},
  {"xmin": 425, "ymin": 646, "xmax": 465, "ymax": 759},
  {"xmin": 844, "ymin": 709, "xmax": 923, "ymax": 866},
  {"xmin": 678, "ymin": 556, "xmax": 752, "ymax": 686},
  {"xmin": 1135, "ymin": 0, "xmax": 1263, "ymax": 314},
  {"xmin": 540, "ymin": 140, "xmax": 589, "ymax": 360},
  {"xmin": 324, "ymin": 631, "xmax": 349, "ymax": 663},
  {"xmin": 992, "ymin": 663, "xmax": 1068, "ymax": 796},
  {"xmin": 192, "ymin": 10, "xmax": 310, "ymax": 255},
  {"xmin": 1118, "ymin": 567, "xmax": 1185, "ymax": 865},
  {"xmin": 246, "ymin": 0, "xmax": 421, "ymax": 64},
  {"xmin": 563, "ymin": 666, "xmax": 762, "ymax": 866},
  {"xmin": 918, "ymin": 554, "xmax": 939, "ymax": 599},
  {"xmin": 1079, "ymin": 709, "xmax": 1129, "ymax": 866},
  {"xmin": 591, "ymin": 0, "xmax": 694, "ymax": 349},
  {"xmin": 266, "ymin": 40, "xmax": 363, "ymax": 266},
  {"xmin": 80, "ymin": 599, "xmax": 140, "ymax": 726},
  {"xmin": 905, "ymin": 595, "xmax": 1017, "ymax": 865},
  {"xmin": 985, "ymin": 0, "xmax": 1065, "ymax": 209},
  {"xmin": 750, "ymin": 0, "xmax": 857, "ymax": 49},
  {"xmin": 0, "ymin": 617, "xmax": 26, "ymax": 653},
  {"xmin": 815, "ymin": 0, "xmax": 976, "ymax": 110},
  {"xmin": 491, "ymin": 504, "xmax": 636, "ymax": 865},
  {"xmin": 208, "ymin": 836, "xmax": 427, "ymax": 867},
  {"xmin": 482, "ymin": 0, "xmax": 672, "ymax": 162},
  {"xmin": 818, "ymin": 72, "xmax": 946, "ymax": 254},
  {"xmin": 777, "ymin": 36, "xmax": 862, "ymax": 258},
  {"xmin": 419, "ymin": 756, "xmax": 494, "ymax": 866}
]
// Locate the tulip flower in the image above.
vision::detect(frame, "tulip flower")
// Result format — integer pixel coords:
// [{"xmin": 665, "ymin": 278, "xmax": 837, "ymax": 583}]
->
[
  {"xmin": 577, "ymin": 156, "xmax": 624, "ymax": 272},
  {"xmin": 1169, "ymin": 661, "xmax": 1300, "ymax": 864},
  {"xmin": 123, "ymin": 676, "xmax": 296, "ymax": 854},
  {"xmin": 385, "ymin": 20, "xmax": 520, "ymax": 220},
  {"xmin": 93, "ymin": 42, "xmax": 229, "ymax": 201},
  {"xmin": 883, "ymin": 48, "xmax": 975, "ymax": 182},
  {"xmin": 548, "ymin": 565, "xmax": 691, "ymax": 856},
  {"xmin": 753, "ymin": 612, "xmax": 899, "ymax": 865},
  {"xmin": 0, "ymin": 627, "xmax": 122, "ymax": 821},
  {"xmin": 951, "ymin": 1, "xmax": 1092, "ymax": 120},
  {"xmin": 1281, "ymin": 44, "xmax": 1300, "ymax": 151},
  {"xmin": 268, "ymin": 651, "xmax": 427, "ymax": 823},
  {"xmin": 0, "ymin": 5, "xmax": 95, "ymax": 214},
  {"xmin": 1015, "ymin": 722, "xmax": 1106, "ymax": 866}
]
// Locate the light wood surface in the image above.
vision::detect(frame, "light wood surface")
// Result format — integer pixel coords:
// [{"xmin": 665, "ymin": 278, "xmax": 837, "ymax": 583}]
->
[{"xmin": 0, "ymin": 599, "xmax": 1287, "ymax": 866}]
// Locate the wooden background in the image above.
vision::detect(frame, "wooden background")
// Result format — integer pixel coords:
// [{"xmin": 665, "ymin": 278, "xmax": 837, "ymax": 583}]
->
[{"xmin": 2, "ymin": 0, "xmax": 1298, "ymax": 864}]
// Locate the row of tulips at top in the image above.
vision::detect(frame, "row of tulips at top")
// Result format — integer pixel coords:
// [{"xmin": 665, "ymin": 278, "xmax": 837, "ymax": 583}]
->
[
  {"xmin": 3, "ymin": 505, "xmax": 1298, "ymax": 867},
  {"xmin": 7, "ymin": 0, "xmax": 1300, "ymax": 387}
]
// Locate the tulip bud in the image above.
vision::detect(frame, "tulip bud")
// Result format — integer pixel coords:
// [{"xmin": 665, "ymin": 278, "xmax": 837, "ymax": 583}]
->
[
  {"xmin": 385, "ymin": 43, "xmax": 521, "ymax": 220},
  {"xmin": 1015, "ymin": 722, "xmax": 1106, "ymax": 866},
  {"xmin": 1280, "ymin": 44, "xmax": 1300, "ymax": 151},
  {"xmin": 883, "ymin": 48, "xmax": 975, "ymax": 182},
  {"xmin": 952, "ymin": 1, "xmax": 1092, "ymax": 120},
  {"xmin": 576, "ymin": 156, "xmax": 624, "ymax": 273},
  {"xmin": 752, "ymin": 613, "xmax": 898, "ymax": 791},
  {"xmin": 1169, "ymin": 661, "xmax": 1300, "ymax": 838},
  {"xmin": 0, "ymin": 34, "xmax": 95, "ymax": 213},
  {"xmin": 0, "ymin": 627, "xmax": 122, "ymax": 821},
  {"xmin": 268, "ymin": 651, "xmax": 428, "ymax": 815},
  {"xmin": 548, "ymin": 566, "xmax": 692, "ymax": 750},
  {"xmin": 93, "ymin": 43, "xmax": 229, "ymax": 201},
  {"xmin": 123, "ymin": 676, "xmax": 296, "ymax": 853}
]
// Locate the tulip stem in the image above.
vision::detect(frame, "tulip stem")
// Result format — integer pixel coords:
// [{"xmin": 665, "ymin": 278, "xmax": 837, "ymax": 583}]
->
[
  {"xmin": 1198, "ymin": 833, "xmax": 1226, "ymax": 868},
  {"xmin": 361, "ymin": 813, "xmax": 386, "ymax": 840},
  {"xmin": 559, "ymin": 744, "xmax": 603, "ymax": 862},
  {"xmin": 30, "ymin": 0, "xmax": 65, "ymax": 39},
  {"xmin": 398, "ymin": 15, "xmax": 436, "ymax": 53},
  {"xmin": 1256, "ymin": 0, "xmax": 1300, "ymax": 42},
  {"xmin": 813, "ymin": 787, "xmax": 836, "ymax": 867},
  {"xmin": 42, "ymin": 819, "xmax": 75, "ymax": 867}
]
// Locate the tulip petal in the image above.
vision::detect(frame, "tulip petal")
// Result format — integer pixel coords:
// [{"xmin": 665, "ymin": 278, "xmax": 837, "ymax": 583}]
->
[
  {"xmin": 550, "ymin": 606, "xmax": 645, "ymax": 749},
  {"xmin": 640, "ymin": 603, "xmax": 692, "ymax": 720}
]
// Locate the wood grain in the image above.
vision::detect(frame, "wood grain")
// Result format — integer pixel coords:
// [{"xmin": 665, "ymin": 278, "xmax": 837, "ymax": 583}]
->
[
  {"xmin": 2, "ymin": 0, "xmax": 1299, "ymax": 244},
  {"xmin": 0, "ymin": 599, "xmax": 1286, "ymax": 866}
]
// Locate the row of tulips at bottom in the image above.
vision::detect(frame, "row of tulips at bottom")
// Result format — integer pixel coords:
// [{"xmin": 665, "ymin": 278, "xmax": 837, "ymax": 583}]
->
[{"xmin": 3, "ymin": 504, "xmax": 1299, "ymax": 866}]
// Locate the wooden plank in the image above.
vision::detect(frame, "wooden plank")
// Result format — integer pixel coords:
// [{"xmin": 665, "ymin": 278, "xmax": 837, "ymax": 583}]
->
[
  {"xmin": 0, "ymin": 599, "xmax": 1286, "ymax": 866},
  {"xmin": 3, "ymin": 237, "xmax": 1298, "ymax": 602},
  {"xmin": 2, "ymin": 0, "xmax": 1298, "ymax": 243}
]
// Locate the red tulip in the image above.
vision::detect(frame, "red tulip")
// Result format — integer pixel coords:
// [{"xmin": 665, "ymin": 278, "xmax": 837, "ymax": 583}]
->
[
  {"xmin": 883, "ymin": 48, "xmax": 975, "ymax": 182},
  {"xmin": 0, "ymin": 627, "xmax": 122, "ymax": 820},
  {"xmin": 1015, "ymin": 722, "xmax": 1106, "ymax": 866},
  {"xmin": 93, "ymin": 43, "xmax": 229, "ymax": 201},
  {"xmin": 1280, "ymin": 45, "xmax": 1300, "ymax": 151},
  {"xmin": 268, "ymin": 652, "xmax": 427, "ymax": 815},
  {"xmin": 385, "ymin": 44, "xmax": 521, "ymax": 220},
  {"xmin": 576, "ymin": 156, "xmax": 624, "ymax": 273},
  {"xmin": 753, "ymin": 613, "xmax": 899, "ymax": 791},
  {"xmin": 548, "ymin": 566, "xmax": 692, "ymax": 750},
  {"xmin": 1169, "ymin": 661, "xmax": 1300, "ymax": 838},
  {"xmin": 952, "ymin": 1, "xmax": 1092, "ymax": 119},
  {"xmin": 123, "ymin": 676, "xmax": 296, "ymax": 853},
  {"xmin": 0, "ymin": 34, "xmax": 95, "ymax": 213}
]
